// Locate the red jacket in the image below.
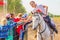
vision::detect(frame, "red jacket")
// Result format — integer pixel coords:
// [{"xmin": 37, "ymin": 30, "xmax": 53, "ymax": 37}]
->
[
  {"xmin": 13, "ymin": 17, "xmax": 20, "ymax": 22},
  {"xmin": 16, "ymin": 25, "xmax": 23, "ymax": 34},
  {"xmin": 13, "ymin": 17, "xmax": 24, "ymax": 35}
]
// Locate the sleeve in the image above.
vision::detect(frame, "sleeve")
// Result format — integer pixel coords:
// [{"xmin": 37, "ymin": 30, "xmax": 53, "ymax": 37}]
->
[
  {"xmin": 17, "ymin": 22, "xmax": 24, "ymax": 25},
  {"xmin": 0, "ymin": 26, "xmax": 2, "ymax": 30},
  {"xmin": 39, "ymin": 5, "xmax": 45, "ymax": 14},
  {"xmin": 0, "ymin": 25, "xmax": 2, "ymax": 30},
  {"xmin": 32, "ymin": 8, "xmax": 37, "ymax": 14},
  {"xmin": 8, "ymin": 22, "xmax": 17, "ymax": 28},
  {"xmin": 11, "ymin": 22, "xmax": 17, "ymax": 27},
  {"xmin": 32, "ymin": 5, "xmax": 42, "ymax": 13}
]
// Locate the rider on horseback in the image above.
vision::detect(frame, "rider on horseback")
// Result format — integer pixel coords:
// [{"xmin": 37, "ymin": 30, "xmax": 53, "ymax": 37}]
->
[{"xmin": 30, "ymin": 1, "xmax": 58, "ymax": 34}]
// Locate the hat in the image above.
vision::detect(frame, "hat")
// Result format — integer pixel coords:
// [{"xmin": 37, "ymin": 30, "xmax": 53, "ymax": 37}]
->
[
  {"xmin": 6, "ymin": 14, "xmax": 11, "ymax": 18},
  {"xmin": 22, "ymin": 14, "xmax": 28, "ymax": 18}
]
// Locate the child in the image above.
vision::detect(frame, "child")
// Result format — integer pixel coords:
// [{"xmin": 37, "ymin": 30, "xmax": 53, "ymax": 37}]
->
[
  {"xmin": 16, "ymin": 13, "xmax": 31, "ymax": 40},
  {"xmin": 5, "ymin": 14, "xmax": 14, "ymax": 40},
  {"xmin": 0, "ymin": 18, "xmax": 24, "ymax": 40},
  {"xmin": 22, "ymin": 13, "xmax": 32, "ymax": 31},
  {"xmin": 0, "ymin": 18, "xmax": 17, "ymax": 40},
  {"xmin": 10, "ymin": 13, "xmax": 20, "ymax": 40},
  {"xmin": 22, "ymin": 13, "xmax": 32, "ymax": 40},
  {"xmin": 16, "ymin": 13, "xmax": 25, "ymax": 40},
  {"xmin": 17, "ymin": 13, "xmax": 23, "ymax": 18},
  {"xmin": 10, "ymin": 13, "xmax": 24, "ymax": 40}
]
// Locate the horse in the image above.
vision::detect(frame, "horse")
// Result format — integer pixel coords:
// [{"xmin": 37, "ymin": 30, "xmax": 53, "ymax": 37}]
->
[{"xmin": 32, "ymin": 12, "xmax": 54, "ymax": 40}]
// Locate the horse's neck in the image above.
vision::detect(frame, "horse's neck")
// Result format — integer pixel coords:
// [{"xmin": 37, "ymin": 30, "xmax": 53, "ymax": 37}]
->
[{"xmin": 38, "ymin": 14, "xmax": 46, "ymax": 31}]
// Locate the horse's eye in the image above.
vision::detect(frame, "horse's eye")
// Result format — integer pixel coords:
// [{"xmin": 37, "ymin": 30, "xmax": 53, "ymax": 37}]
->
[{"xmin": 36, "ymin": 18, "xmax": 38, "ymax": 20}]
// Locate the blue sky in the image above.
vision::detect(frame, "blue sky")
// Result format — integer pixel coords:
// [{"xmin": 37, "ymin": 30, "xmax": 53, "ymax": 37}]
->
[{"xmin": 22, "ymin": 0, "xmax": 60, "ymax": 15}]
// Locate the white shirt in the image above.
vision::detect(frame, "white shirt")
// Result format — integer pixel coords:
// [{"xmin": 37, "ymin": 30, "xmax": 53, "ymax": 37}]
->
[{"xmin": 32, "ymin": 5, "xmax": 48, "ymax": 17}]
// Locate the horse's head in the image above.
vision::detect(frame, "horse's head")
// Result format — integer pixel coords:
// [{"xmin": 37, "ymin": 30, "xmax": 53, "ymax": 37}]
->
[{"xmin": 32, "ymin": 12, "xmax": 41, "ymax": 30}]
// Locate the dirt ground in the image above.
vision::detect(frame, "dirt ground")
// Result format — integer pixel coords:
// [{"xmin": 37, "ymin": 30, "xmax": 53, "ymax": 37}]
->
[{"xmin": 27, "ymin": 17, "xmax": 60, "ymax": 40}]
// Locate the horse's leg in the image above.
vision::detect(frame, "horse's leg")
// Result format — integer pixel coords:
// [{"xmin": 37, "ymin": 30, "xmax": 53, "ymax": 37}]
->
[
  {"xmin": 43, "ymin": 34, "xmax": 50, "ymax": 40},
  {"xmin": 37, "ymin": 33, "xmax": 41, "ymax": 40},
  {"xmin": 44, "ymin": 37, "xmax": 49, "ymax": 40}
]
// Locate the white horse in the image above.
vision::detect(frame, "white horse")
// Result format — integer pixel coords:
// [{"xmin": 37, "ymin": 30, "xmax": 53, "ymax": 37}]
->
[{"xmin": 32, "ymin": 12, "xmax": 54, "ymax": 40}]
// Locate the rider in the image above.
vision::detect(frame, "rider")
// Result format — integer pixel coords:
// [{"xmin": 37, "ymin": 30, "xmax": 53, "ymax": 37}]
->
[{"xmin": 30, "ymin": 1, "xmax": 58, "ymax": 34}]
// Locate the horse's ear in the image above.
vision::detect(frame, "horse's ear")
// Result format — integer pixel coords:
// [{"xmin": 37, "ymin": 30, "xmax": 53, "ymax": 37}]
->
[
  {"xmin": 31, "ymin": 11, "xmax": 33, "ymax": 14},
  {"xmin": 34, "ymin": 12, "xmax": 38, "ymax": 14}
]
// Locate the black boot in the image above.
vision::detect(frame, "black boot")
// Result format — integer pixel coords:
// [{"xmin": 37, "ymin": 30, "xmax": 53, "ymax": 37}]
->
[{"xmin": 53, "ymin": 28, "xmax": 58, "ymax": 34}]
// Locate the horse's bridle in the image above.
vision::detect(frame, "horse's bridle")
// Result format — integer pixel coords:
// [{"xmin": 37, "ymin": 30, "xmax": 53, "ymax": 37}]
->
[
  {"xmin": 33, "ymin": 13, "xmax": 47, "ymax": 34},
  {"xmin": 33, "ymin": 12, "xmax": 47, "ymax": 40},
  {"xmin": 38, "ymin": 23, "xmax": 46, "ymax": 34},
  {"xmin": 38, "ymin": 22, "xmax": 46, "ymax": 40}
]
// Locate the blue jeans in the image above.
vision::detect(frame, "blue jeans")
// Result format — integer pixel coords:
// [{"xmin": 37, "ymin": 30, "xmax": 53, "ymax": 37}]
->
[
  {"xmin": 19, "ymin": 30, "xmax": 24, "ymax": 40},
  {"xmin": 19, "ymin": 21, "xmax": 32, "ymax": 40},
  {"xmin": 43, "ymin": 15, "xmax": 56, "ymax": 30}
]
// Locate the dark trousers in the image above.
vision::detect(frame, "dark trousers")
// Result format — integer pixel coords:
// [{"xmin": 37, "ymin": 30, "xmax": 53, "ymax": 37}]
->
[
  {"xmin": 13, "ymin": 27, "xmax": 19, "ymax": 40},
  {"xmin": 43, "ymin": 16, "xmax": 56, "ymax": 31},
  {"xmin": 20, "ymin": 30, "xmax": 25, "ymax": 40},
  {"xmin": 0, "ymin": 38, "xmax": 5, "ymax": 40},
  {"xmin": 24, "ymin": 21, "xmax": 32, "ymax": 30}
]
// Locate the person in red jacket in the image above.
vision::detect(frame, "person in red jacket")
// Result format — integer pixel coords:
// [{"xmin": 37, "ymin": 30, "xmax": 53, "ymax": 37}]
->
[
  {"xmin": 16, "ymin": 13, "xmax": 32, "ymax": 40},
  {"xmin": 16, "ymin": 13, "xmax": 25, "ymax": 40}
]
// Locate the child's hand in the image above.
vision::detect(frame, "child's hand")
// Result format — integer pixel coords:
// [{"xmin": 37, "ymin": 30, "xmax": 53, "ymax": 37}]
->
[{"xmin": 23, "ymin": 30, "xmax": 27, "ymax": 32}]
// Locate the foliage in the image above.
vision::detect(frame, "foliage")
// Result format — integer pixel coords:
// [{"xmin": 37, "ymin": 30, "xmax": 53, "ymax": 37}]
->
[
  {"xmin": 7, "ymin": 0, "xmax": 26, "ymax": 14},
  {"xmin": 48, "ymin": 12, "xmax": 60, "ymax": 17}
]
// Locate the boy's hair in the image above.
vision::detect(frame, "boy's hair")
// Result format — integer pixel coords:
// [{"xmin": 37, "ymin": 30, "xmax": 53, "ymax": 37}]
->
[
  {"xmin": 17, "ymin": 13, "xmax": 23, "ymax": 17},
  {"xmin": 10, "ymin": 13, "xmax": 14, "ymax": 17},
  {"xmin": 0, "ymin": 18, "xmax": 7, "ymax": 25}
]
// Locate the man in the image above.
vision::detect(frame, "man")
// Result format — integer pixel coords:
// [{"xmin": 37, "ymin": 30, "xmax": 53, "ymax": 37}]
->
[{"xmin": 30, "ymin": 1, "xmax": 58, "ymax": 34}]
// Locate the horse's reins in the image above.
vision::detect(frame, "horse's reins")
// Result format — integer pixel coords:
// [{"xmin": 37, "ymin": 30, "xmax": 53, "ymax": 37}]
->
[
  {"xmin": 33, "ymin": 13, "xmax": 46, "ymax": 34},
  {"xmin": 38, "ymin": 23, "xmax": 46, "ymax": 34},
  {"xmin": 38, "ymin": 14, "xmax": 46, "ymax": 40}
]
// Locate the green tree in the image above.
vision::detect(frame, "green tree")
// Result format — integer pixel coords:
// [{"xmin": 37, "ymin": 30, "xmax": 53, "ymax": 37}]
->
[
  {"xmin": 48, "ymin": 12, "xmax": 53, "ymax": 17},
  {"xmin": 7, "ymin": 0, "xmax": 15, "ymax": 13},
  {"xmin": 15, "ymin": 0, "xmax": 26, "ymax": 14},
  {"xmin": 7, "ymin": 0, "xmax": 26, "ymax": 14}
]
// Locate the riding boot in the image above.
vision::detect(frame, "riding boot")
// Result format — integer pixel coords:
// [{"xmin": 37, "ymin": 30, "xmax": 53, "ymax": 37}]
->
[
  {"xmin": 43, "ymin": 15, "xmax": 58, "ymax": 34},
  {"xmin": 48, "ymin": 22, "xmax": 58, "ymax": 34},
  {"xmin": 53, "ymin": 28, "xmax": 58, "ymax": 34}
]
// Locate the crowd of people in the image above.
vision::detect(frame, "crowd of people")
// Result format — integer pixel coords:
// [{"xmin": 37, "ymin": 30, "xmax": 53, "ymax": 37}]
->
[{"xmin": 0, "ymin": 13, "xmax": 32, "ymax": 40}]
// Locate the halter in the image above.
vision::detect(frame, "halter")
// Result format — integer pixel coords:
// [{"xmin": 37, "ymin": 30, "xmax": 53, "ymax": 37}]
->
[{"xmin": 38, "ymin": 23, "xmax": 46, "ymax": 34}]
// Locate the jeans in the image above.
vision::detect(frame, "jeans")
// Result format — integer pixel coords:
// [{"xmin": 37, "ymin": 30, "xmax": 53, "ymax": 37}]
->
[
  {"xmin": 43, "ymin": 15, "xmax": 56, "ymax": 30},
  {"xmin": 13, "ymin": 27, "xmax": 19, "ymax": 40},
  {"xmin": 19, "ymin": 30, "xmax": 24, "ymax": 40}
]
